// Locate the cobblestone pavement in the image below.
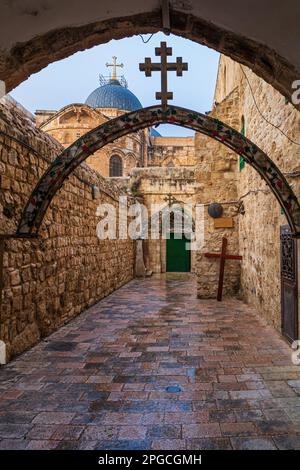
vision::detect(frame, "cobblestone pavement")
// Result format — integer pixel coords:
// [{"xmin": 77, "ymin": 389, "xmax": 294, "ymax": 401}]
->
[{"xmin": 0, "ymin": 274, "xmax": 300, "ymax": 450}]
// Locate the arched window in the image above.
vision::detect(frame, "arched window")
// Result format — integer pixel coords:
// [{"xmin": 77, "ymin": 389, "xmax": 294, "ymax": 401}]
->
[{"xmin": 109, "ymin": 155, "xmax": 123, "ymax": 177}]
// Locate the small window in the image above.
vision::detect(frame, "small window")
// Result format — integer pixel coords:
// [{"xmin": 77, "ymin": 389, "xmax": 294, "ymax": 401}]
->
[
  {"xmin": 223, "ymin": 65, "xmax": 227, "ymax": 96},
  {"xmin": 109, "ymin": 155, "xmax": 123, "ymax": 177}
]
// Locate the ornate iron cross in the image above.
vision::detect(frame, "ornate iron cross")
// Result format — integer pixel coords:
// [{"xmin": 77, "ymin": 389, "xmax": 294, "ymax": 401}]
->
[
  {"xmin": 139, "ymin": 42, "xmax": 188, "ymax": 110},
  {"xmin": 164, "ymin": 193, "xmax": 177, "ymax": 207}
]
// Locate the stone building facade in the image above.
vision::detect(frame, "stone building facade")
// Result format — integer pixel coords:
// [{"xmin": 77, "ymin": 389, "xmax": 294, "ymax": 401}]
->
[
  {"xmin": 148, "ymin": 137, "xmax": 196, "ymax": 168},
  {"xmin": 130, "ymin": 167, "xmax": 198, "ymax": 274},
  {"xmin": 35, "ymin": 67, "xmax": 202, "ymax": 277},
  {"xmin": 36, "ymin": 104, "xmax": 149, "ymax": 178},
  {"xmin": 212, "ymin": 55, "xmax": 300, "ymax": 338},
  {"xmin": 195, "ymin": 87, "xmax": 240, "ymax": 299}
]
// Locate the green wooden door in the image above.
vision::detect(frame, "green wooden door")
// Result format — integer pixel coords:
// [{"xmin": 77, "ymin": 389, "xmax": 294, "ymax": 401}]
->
[{"xmin": 166, "ymin": 233, "xmax": 191, "ymax": 272}]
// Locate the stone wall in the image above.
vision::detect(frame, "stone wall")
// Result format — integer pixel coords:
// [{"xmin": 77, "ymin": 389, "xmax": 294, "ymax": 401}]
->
[
  {"xmin": 149, "ymin": 137, "xmax": 196, "ymax": 167},
  {"xmin": 214, "ymin": 55, "xmax": 300, "ymax": 335},
  {"xmin": 0, "ymin": 97, "xmax": 135, "ymax": 361},
  {"xmin": 195, "ymin": 87, "xmax": 241, "ymax": 299},
  {"xmin": 130, "ymin": 167, "xmax": 197, "ymax": 273},
  {"xmin": 238, "ymin": 66, "xmax": 300, "ymax": 334}
]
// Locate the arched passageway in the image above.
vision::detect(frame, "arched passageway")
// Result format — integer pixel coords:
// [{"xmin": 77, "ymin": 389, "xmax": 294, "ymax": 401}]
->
[
  {"xmin": 17, "ymin": 105, "xmax": 300, "ymax": 237},
  {"xmin": 1, "ymin": 3, "xmax": 300, "ymax": 111}
]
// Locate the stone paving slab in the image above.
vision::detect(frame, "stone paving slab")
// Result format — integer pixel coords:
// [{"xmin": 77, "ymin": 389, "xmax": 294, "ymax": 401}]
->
[{"xmin": 0, "ymin": 275, "xmax": 300, "ymax": 450}]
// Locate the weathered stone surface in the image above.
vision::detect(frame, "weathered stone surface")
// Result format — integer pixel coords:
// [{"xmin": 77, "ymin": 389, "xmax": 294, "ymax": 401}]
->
[
  {"xmin": 211, "ymin": 55, "xmax": 300, "ymax": 337},
  {"xmin": 0, "ymin": 98, "xmax": 135, "ymax": 361},
  {"xmin": 37, "ymin": 104, "xmax": 147, "ymax": 177},
  {"xmin": 125, "ymin": 167, "xmax": 198, "ymax": 274},
  {"xmin": 195, "ymin": 88, "xmax": 240, "ymax": 299}
]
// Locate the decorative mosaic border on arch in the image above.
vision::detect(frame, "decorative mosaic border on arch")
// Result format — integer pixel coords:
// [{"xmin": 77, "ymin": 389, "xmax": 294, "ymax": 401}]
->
[{"xmin": 17, "ymin": 105, "xmax": 300, "ymax": 236}]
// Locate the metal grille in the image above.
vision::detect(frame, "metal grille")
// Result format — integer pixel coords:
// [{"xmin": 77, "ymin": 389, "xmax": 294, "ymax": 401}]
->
[
  {"xmin": 280, "ymin": 227, "xmax": 296, "ymax": 282},
  {"xmin": 280, "ymin": 224, "xmax": 298, "ymax": 342},
  {"xmin": 109, "ymin": 155, "xmax": 123, "ymax": 177}
]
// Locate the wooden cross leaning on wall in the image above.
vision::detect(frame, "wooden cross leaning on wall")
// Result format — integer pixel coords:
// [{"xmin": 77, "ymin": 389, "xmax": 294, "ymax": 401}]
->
[
  {"xmin": 139, "ymin": 42, "xmax": 188, "ymax": 110},
  {"xmin": 205, "ymin": 237, "xmax": 243, "ymax": 302}
]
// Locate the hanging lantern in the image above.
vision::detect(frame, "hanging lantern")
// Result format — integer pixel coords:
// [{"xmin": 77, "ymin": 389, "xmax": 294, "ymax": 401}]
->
[{"xmin": 208, "ymin": 203, "xmax": 223, "ymax": 219}]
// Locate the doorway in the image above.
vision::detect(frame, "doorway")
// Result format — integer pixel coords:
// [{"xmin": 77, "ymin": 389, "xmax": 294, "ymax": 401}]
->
[
  {"xmin": 166, "ymin": 233, "xmax": 191, "ymax": 272},
  {"xmin": 280, "ymin": 225, "xmax": 299, "ymax": 342}
]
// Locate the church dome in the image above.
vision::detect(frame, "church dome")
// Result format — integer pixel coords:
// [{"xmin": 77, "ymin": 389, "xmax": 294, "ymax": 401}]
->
[
  {"xmin": 85, "ymin": 79, "xmax": 142, "ymax": 111},
  {"xmin": 150, "ymin": 127, "xmax": 161, "ymax": 137}
]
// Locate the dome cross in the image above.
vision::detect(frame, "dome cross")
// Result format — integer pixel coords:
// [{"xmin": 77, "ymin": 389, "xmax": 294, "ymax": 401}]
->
[
  {"xmin": 106, "ymin": 56, "xmax": 124, "ymax": 80},
  {"xmin": 139, "ymin": 41, "xmax": 188, "ymax": 110}
]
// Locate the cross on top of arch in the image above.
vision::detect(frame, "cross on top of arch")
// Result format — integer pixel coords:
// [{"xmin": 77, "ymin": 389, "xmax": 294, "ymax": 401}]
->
[{"xmin": 139, "ymin": 42, "xmax": 188, "ymax": 110}]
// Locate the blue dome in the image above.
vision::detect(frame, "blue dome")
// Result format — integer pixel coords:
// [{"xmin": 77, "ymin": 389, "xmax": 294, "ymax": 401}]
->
[
  {"xmin": 85, "ymin": 79, "xmax": 142, "ymax": 111},
  {"xmin": 150, "ymin": 127, "xmax": 161, "ymax": 137}
]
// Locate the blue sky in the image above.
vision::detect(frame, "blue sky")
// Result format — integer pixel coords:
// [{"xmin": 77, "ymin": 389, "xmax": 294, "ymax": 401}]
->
[{"xmin": 11, "ymin": 32, "xmax": 219, "ymax": 137}]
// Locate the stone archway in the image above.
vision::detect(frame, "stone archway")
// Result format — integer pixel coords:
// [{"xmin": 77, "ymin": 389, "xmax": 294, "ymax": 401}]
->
[
  {"xmin": 1, "ymin": 7, "xmax": 300, "ymax": 111},
  {"xmin": 17, "ymin": 105, "xmax": 300, "ymax": 237}
]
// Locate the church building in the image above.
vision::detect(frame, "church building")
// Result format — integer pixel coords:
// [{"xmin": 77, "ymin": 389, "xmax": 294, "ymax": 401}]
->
[
  {"xmin": 35, "ymin": 58, "xmax": 196, "ymax": 177},
  {"xmin": 35, "ymin": 58, "xmax": 199, "ymax": 274}
]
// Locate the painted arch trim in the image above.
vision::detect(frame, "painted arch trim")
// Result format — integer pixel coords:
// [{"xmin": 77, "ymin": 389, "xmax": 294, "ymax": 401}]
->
[{"xmin": 17, "ymin": 105, "xmax": 300, "ymax": 237}]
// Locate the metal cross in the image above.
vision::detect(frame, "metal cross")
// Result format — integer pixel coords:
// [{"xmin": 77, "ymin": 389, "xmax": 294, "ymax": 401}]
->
[
  {"xmin": 106, "ymin": 56, "xmax": 124, "ymax": 80},
  {"xmin": 163, "ymin": 193, "xmax": 184, "ymax": 207},
  {"xmin": 164, "ymin": 193, "xmax": 178, "ymax": 207},
  {"xmin": 139, "ymin": 42, "xmax": 188, "ymax": 110}
]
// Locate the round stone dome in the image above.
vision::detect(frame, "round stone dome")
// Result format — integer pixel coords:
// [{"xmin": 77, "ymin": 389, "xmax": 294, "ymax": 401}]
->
[{"xmin": 85, "ymin": 79, "xmax": 142, "ymax": 111}]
